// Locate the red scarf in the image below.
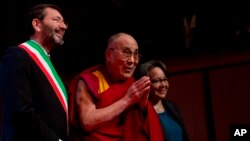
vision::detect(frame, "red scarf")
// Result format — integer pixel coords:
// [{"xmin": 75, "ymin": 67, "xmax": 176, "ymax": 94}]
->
[{"xmin": 69, "ymin": 65, "xmax": 164, "ymax": 141}]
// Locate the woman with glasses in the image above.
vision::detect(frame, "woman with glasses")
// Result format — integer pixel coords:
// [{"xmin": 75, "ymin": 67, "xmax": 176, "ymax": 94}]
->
[{"xmin": 137, "ymin": 60, "xmax": 190, "ymax": 141}]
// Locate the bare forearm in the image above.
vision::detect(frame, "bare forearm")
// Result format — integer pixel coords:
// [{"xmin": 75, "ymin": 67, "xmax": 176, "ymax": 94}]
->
[
  {"xmin": 79, "ymin": 97, "xmax": 130, "ymax": 132},
  {"xmin": 76, "ymin": 77, "xmax": 151, "ymax": 132}
]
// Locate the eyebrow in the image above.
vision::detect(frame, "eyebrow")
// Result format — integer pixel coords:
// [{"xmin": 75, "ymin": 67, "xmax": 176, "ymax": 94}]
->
[
  {"xmin": 123, "ymin": 47, "xmax": 138, "ymax": 52},
  {"xmin": 151, "ymin": 77, "xmax": 168, "ymax": 80}
]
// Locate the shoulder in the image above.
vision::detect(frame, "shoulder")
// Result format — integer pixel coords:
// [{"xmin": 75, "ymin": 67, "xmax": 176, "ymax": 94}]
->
[
  {"xmin": 4, "ymin": 46, "xmax": 26, "ymax": 54},
  {"xmin": 1, "ymin": 46, "xmax": 30, "ymax": 61},
  {"xmin": 69, "ymin": 65, "xmax": 102, "ymax": 98},
  {"xmin": 0, "ymin": 46, "xmax": 36, "ymax": 74},
  {"xmin": 163, "ymin": 99, "xmax": 177, "ymax": 106},
  {"xmin": 162, "ymin": 99, "xmax": 180, "ymax": 111}
]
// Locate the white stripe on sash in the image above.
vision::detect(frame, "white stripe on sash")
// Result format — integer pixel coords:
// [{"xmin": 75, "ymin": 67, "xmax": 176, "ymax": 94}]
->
[{"xmin": 20, "ymin": 42, "xmax": 68, "ymax": 112}]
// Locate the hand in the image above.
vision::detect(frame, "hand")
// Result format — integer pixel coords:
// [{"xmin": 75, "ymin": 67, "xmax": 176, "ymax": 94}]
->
[{"xmin": 124, "ymin": 76, "xmax": 151, "ymax": 105}]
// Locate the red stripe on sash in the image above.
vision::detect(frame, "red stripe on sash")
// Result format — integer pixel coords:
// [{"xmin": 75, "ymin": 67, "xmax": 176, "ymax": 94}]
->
[{"xmin": 19, "ymin": 45, "xmax": 68, "ymax": 115}]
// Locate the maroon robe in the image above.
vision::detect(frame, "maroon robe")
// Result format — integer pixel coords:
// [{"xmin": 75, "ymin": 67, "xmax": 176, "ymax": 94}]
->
[{"xmin": 69, "ymin": 65, "xmax": 164, "ymax": 141}]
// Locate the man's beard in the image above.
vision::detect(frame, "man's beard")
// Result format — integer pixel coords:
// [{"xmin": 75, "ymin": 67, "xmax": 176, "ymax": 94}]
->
[
  {"xmin": 43, "ymin": 25, "xmax": 65, "ymax": 47},
  {"xmin": 52, "ymin": 32, "xmax": 64, "ymax": 45}
]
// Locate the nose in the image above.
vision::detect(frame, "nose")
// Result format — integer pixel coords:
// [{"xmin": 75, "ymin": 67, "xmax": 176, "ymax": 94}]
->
[
  {"xmin": 127, "ymin": 55, "xmax": 138, "ymax": 65},
  {"xmin": 60, "ymin": 22, "xmax": 68, "ymax": 29},
  {"xmin": 129, "ymin": 55, "xmax": 135, "ymax": 61},
  {"xmin": 159, "ymin": 81, "xmax": 164, "ymax": 87},
  {"xmin": 160, "ymin": 79, "xmax": 168, "ymax": 86}
]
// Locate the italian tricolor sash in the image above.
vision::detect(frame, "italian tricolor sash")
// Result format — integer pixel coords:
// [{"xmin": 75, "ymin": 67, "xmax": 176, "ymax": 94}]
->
[{"xmin": 19, "ymin": 40, "xmax": 68, "ymax": 118}]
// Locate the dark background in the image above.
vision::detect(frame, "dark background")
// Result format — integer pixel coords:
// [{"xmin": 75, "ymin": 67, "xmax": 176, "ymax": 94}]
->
[
  {"xmin": 1, "ymin": 1, "xmax": 250, "ymax": 141},
  {"xmin": 1, "ymin": 0, "xmax": 250, "ymax": 74}
]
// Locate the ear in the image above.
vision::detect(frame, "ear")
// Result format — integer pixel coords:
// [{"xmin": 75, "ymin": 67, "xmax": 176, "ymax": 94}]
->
[
  {"xmin": 105, "ymin": 48, "xmax": 112, "ymax": 61},
  {"xmin": 32, "ymin": 18, "xmax": 42, "ymax": 32}
]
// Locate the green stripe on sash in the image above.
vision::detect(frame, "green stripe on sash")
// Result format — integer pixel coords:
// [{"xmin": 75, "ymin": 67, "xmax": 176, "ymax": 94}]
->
[{"xmin": 26, "ymin": 40, "xmax": 68, "ymax": 102}]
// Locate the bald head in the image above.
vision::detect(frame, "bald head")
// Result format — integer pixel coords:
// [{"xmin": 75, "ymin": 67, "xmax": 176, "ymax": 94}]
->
[{"xmin": 107, "ymin": 32, "xmax": 138, "ymax": 50}]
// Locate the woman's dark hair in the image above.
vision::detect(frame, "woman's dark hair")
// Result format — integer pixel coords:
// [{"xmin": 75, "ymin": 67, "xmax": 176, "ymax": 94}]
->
[{"xmin": 135, "ymin": 60, "xmax": 168, "ymax": 79}]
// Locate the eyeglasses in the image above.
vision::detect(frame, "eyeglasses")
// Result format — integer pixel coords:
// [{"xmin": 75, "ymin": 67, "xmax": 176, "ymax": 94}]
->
[
  {"xmin": 51, "ymin": 17, "xmax": 68, "ymax": 28},
  {"xmin": 111, "ymin": 48, "xmax": 141, "ymax": 62},
  {"xmin": 151, "ymin": 77, "xmax": 168, "ymax": 85}
]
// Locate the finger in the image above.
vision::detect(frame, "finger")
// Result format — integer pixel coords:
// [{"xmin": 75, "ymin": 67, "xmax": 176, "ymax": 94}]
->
[
  {"xmin": 137, "ymin": 79, "xmax": 151, "ymax": 90},
  {"xmin": 134, "ymin": 76, "xmax": 150, "ymax": 87},
  {"xmin": 139, "ymin": 85, "xmax": 150, "ymax": 97}
]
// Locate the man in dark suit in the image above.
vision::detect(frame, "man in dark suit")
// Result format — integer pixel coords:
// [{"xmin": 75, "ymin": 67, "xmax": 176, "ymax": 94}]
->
[{"xmin": 0, "ymin": 4, "xmax": 68, "ymax": 141}]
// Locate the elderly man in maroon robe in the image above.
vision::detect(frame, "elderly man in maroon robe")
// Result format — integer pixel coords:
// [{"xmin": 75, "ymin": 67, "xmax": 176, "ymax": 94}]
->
[{"xmin": 68, "ymin": 32, "xmax": 164, "ymax": 141}]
